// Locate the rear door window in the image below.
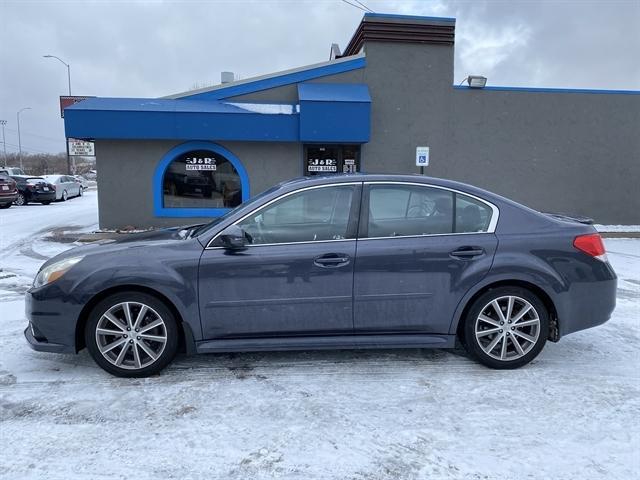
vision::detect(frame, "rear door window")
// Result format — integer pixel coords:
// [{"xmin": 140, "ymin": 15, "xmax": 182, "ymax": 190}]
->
[
  {"xmin": 455, "ymin": 194, "xmax": 493, "ymax": 233},
  {"xmin": 365, "ymin": 184, "xmax": 454, "ymax": 238}
]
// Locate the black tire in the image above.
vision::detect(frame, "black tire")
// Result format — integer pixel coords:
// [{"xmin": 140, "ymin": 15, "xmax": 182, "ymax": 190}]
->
[
  {"xmin": 61, "ymin": 190, "xmax": 68, "ymax": 201},
  {"xmin": 85, "ymin": 292, "xmax": 179, "ymax": 377},
  {"xmin": 15, "ymin": 193, "xmax": 27, "ymax": 206},
  {"xmin": 461, "ymin": 286, "xmax": 549, "ymax": 369},
  {"xmin": 78, "ymin": 187, "xmax": 83, "ymax": 197},
  {"xmin": 41, "ymin": 201, "xmax": 51, "ymax": 205},
  {"xmin": 0, "ymin": 203, "xmax": 11, "ymax": 209}
]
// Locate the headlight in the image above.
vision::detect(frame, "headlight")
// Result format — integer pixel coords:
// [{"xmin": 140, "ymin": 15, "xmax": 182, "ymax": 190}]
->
[{"xmin": 33, "ymin": 256, "xmax": 84, "ymax": 288}]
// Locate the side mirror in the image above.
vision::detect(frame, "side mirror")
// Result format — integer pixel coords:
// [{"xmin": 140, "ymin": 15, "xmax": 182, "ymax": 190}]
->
[{"xmin": 218, "ymin": 225, "xmax": 247, "ymax": 250}]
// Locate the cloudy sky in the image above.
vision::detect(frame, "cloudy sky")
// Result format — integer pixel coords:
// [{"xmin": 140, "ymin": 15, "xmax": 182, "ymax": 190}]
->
[{"xmin": 1, "ymin": 0, "xmax": 639, "ymax": 154}]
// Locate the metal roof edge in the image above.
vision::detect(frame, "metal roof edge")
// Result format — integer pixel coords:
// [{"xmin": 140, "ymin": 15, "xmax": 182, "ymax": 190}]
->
[
  {"xmin": 163, "ymin": 52, "xmax": 366, "ymax": 100},
  {"xmin": 453, "ymin": 85, "xmax": 640, "ymax": 95}
]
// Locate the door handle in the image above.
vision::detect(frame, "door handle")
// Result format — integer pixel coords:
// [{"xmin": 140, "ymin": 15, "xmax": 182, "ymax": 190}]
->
[
  {"xmin": 314, "ymin": 254, "xmax": 350, "ymax": 268},
  {"xmin": 450, "ymin": 247, "xmax": 485, "ymax": 259}
]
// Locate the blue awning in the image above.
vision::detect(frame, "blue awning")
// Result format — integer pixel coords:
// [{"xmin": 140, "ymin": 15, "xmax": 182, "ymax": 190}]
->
[
  {"xmin": 64, "ymin": 83, "xmax": 371, "ymax": 143},
  {"xmin": 298, "ymin": 83, "xmax": 371, "ymax": 143}
]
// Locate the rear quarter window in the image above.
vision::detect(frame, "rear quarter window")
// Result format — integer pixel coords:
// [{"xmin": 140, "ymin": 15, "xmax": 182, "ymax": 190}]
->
[{"xmin": 455, "ymin": 194, "xmax": 493, "ymax": 233}]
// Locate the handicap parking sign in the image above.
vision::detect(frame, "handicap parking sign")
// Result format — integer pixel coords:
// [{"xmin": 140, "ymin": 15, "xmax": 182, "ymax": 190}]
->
[{"xmin": 416, "ymin": 147, "xmax": 429, "ymax": 167}]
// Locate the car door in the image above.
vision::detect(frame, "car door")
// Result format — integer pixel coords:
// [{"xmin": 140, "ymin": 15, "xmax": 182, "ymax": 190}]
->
[
  {"xmin": 198, "ymin": 182, "xmax": 361, "ymax": 339},
  {"xmin": 353, "ymin": 182, "xmax": 498, "ymax": 334}
]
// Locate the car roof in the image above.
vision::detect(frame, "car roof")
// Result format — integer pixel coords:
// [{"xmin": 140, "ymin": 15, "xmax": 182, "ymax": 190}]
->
[{"xmin": 278, "ymin": 174, "xmax": 495, "ymax": 198}]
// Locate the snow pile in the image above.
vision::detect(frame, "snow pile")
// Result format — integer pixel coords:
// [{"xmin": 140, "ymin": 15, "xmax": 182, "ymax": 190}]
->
[{"xmin": 225, "ymin": 102, "xmax": 298, "ymax": 114}]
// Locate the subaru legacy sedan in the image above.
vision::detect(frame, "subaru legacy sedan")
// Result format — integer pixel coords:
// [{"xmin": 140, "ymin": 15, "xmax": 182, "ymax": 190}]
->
[{"xmin": 25, "ymin": 175, "xmax": 617, "ymax": 377}]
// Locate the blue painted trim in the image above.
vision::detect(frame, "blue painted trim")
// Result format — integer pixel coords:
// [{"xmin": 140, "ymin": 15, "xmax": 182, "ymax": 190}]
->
[
  {"xmin": 179, "ymin": 57, "xmax": 366, "ymax": 101},
  {"xmin": 153, "ymin": 141, "xmax": 250, "ymax": 218},
  {"xmin": 453, "ymin": 85, "xmax": 640, "ymax": 95},
  {"xmin": 364, "ymin": 12, "xmax": 455, "ymax": 23}
]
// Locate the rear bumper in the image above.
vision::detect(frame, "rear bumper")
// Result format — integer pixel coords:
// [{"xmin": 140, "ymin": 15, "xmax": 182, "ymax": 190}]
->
[
  {"xmin": 0, "ymin": 192, "xmax": 17, "ymax": 204},
  {"xmin": 558, "ymin": 270, "xmax": 617, "ymax": 338},
  {"xmin": 31, "ymin": 191, "xmax": 56, "ymax": 202}
]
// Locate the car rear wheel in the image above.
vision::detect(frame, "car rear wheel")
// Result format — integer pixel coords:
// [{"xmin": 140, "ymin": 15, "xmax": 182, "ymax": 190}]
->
[
  {"xmin": 0, "ymin": 203, "xmax": 10, "ymax": 209},
  {"xmin": 85, "ymin": 292, "xmax": 179, "ymax": 377},
  {"xmin": 15, "ymin": 193, "xmax": 26, "ymax": 206},
  {"xmin": 462, "ymin": 287, "xmax": 549, "ymax": 369},
  {"xmin": 61, "ymin": 190, "xmax": 68, "ymax": 201}
]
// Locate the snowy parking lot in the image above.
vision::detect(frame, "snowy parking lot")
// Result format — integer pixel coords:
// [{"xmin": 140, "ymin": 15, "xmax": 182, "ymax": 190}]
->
[{"xmin": 1, "ymin": 191, "xmax": 638, "ymax": 479}]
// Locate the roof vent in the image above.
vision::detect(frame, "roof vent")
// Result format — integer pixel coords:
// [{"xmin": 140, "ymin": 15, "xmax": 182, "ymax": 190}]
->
[
  {"xmin": 329, "ymin": 43, "xmax": 342, "ymax": 60},
  {"xmin": 221, "ymin": 71, "xmax": 235, "ymax": 84}
]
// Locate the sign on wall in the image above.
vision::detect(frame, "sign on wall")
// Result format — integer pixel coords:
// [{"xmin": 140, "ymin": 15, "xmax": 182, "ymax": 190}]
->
[
  {"xmin": 186, "ymin": 156, "xmax": 217, "ymax": 171},
  {"xmin": 68, "ymin": 138, "xmax": 95, "ymax": 156},
  {"xmin": 416, "ymin": 146, "xmax": 430, "ymax": 167},
  {"xmin": 308, "ymin": 157, "xmax": 337, "ymax": 173}
]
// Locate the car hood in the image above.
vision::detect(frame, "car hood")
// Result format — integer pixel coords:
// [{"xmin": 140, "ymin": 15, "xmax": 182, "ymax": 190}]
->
[{"xmin": 39, "ymin": 226, "xmax": 203, "ymax": 269}]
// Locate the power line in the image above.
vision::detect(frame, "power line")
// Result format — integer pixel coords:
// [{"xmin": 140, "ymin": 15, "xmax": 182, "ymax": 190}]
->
[
  {"xmin": 353, "ymin": 0, "xmax": 374, "ymax": 13},
  {"xmin": 3, "ymin": 127, "xmax": 64, "ymax": 144},
  {"xmin": 340, "ymin": 0, "xmax": 369, "ymax": 13},
  {"xmin": 1, "ymin": 141, "xmax": 60, "ymax": 155}
]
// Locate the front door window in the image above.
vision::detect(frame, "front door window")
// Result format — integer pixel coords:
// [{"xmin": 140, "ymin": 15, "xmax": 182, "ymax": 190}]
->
[{"xmin": 236, "ymin": 185, "xmax": 355, "ymax": 245}]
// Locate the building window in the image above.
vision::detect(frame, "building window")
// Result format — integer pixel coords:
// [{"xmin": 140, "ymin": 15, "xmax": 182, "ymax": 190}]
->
[
  {"xmin": 154, "ymin": 141, "xmax": 250, "ymax": 218},
  {"xmin": 304, "ymin": 145, "xmax": 360, "ymax": 176},
  {"xmin": 163, "ymin": 149, "xmax": 242, "ymax": 209}
]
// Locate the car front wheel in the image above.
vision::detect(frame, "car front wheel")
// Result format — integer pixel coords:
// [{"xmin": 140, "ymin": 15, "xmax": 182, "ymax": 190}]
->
[
  {"xmin": 462, "ymin": 287, "xmax": 549, "ymax": 369},
  {"xmin": 85, "ymin": 292, "xmax": 179, "ymax": 377}
]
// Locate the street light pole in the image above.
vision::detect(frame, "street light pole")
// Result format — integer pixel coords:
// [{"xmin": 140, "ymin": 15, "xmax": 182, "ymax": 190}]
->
[
  {"xmin": 16, "ymin": 107, "xmax": 31, "ymax": 171},
  {"xmin": 0, "ymin": 120, "xmax": 7, "ymax": 168},
  {"xmin": 43, "ymin": 54, "xmax": 71, "ymax": 96},
  {"xmin": 43, "ymin": 54, "xmax": 73, "ymax": 173}
]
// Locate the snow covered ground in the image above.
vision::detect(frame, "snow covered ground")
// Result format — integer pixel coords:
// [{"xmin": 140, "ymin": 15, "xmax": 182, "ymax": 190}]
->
[{"xmin": 1, "ymin": 192, "xmax": 639, "ymax": 480}]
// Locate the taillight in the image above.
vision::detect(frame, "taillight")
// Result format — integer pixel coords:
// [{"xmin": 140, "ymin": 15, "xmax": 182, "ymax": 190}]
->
[{"xmin": 573, "ymin": 233, "xmax": 607, "ymax": 261}]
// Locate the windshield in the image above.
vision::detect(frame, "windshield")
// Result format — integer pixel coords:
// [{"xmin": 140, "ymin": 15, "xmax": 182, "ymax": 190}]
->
[{"xmin": 193, "ymin": 184, "xmax": 284, "ymax": 237}]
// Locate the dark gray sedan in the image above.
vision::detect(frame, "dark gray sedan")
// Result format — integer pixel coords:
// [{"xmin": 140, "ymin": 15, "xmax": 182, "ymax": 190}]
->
[{"xmin": 25, "ymin": 175, "xmax": 617, "ymax": 377}]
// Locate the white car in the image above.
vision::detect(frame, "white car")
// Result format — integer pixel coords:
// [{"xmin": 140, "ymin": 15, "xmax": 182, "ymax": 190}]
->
[{"xmin": 42, "ymin": 174, "xmax": 82, "ymax": 201}]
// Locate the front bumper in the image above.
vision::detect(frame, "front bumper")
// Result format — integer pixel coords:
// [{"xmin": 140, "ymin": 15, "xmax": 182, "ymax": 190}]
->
[
  {"xmin": 24, "ymin": 287, "xmax": 81, "ymax": 354},
  {"xmin": 24, "ymin": 326, "xmax": 75, "ymax": 353}
]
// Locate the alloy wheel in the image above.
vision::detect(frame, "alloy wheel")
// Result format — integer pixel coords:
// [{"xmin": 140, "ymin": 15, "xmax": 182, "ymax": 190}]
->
[
  {"xmin": 474, "ymin": 295, "xmax": 541, "ymax": 361},
  {"xmin": 15, "ymin": 194, "xmax": 25, "ymax": 206},
  {"xmin": 95, "ymin": 301, "xmax": 168, "ymax": 370},
  {"xmin": 62, "ymin": 190, "xmax": 68, "ymax": 201}
]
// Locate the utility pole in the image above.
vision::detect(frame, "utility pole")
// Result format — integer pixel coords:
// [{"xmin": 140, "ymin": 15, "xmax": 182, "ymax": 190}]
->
[
  {"xmin": 16, "ymin": 107, "xmax": 31, "ymax": 171},
  {"xmin": 44, "ymin": 54, "xmax": 73, "ymax": 174},
  {"xmin": 0, "ymin": 120, "xmax": 7, "ymax": 168}
]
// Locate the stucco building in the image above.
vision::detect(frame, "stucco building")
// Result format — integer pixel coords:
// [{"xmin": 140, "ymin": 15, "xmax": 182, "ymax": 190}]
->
[{"xmin": 64, "ymin": 13, "xmax": 640, "ymax": 228}]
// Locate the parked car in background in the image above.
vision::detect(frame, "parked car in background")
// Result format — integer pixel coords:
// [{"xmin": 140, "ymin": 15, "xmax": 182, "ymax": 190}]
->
[
  {"xmin": 0, "ymin": 174, "xmax": 18, "ymax": 208},
  {"xmin": 24, "ymin": 174, "xmax": 617, "ymax": 377},
  {"xmin": 0, "ymin": 167, "xmax": 26, "ymax": 176},
  {"xmin": 73, "ymin": 175, "xmax": 90, "ymax": 190},
  {"xmin": 11, "ymin": 176, "xmax": 56, "ymax": 205},
  {"xmin": 43, "ymin": 175, "xmax": 82, "ymax": 201}
]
